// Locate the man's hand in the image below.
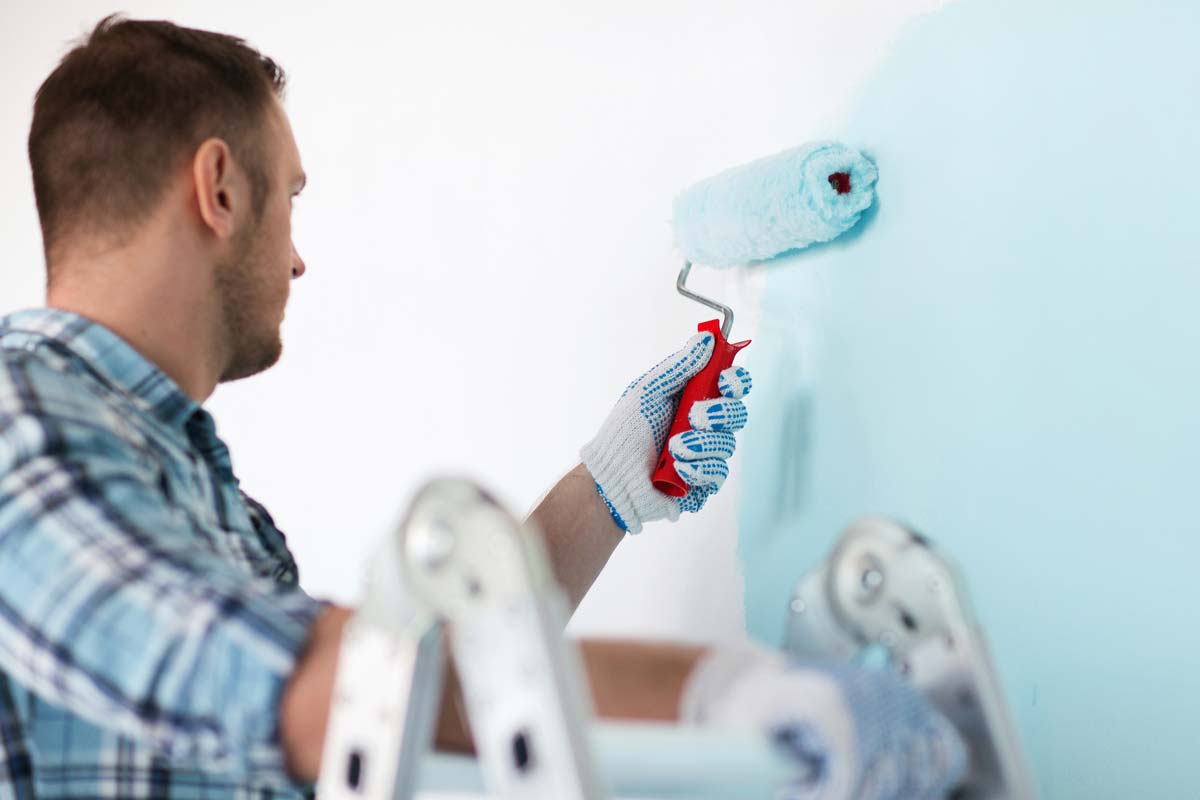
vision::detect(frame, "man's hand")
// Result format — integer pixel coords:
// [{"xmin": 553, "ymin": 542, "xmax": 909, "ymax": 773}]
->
[
  {"xmin": 581, "ymin": 331, "xmax": 753, "ymax": 534},
  {"xmin": 680, "ymin": 643, "xmax": 967, "ymax": 800}
]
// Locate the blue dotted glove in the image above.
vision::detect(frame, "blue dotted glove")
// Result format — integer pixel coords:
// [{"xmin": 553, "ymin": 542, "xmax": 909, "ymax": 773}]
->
[
  {"xmin": 680, "ymin": 643, "xmax": 967, "ymax": 800},
  {"xmin": 581, "ymin": 331, "xmax": 753, "ymax": 534}
]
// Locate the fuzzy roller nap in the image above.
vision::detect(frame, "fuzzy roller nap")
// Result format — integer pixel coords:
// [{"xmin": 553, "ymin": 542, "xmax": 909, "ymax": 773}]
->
[
  {"xmin": 673, "ymin": 141, "xmax": 878, "ymax": 268},
  {"xmin": 650, "ymin": 141, "xmax": 878, "ymax": 496}
]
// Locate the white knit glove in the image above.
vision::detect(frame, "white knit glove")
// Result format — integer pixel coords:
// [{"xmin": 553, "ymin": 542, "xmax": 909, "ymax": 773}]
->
[
  {"xmin": 581, "ymin": 331, "xmax": 753, "ymax": 534},
  {"xmin": 680, "ymin": 642, "xmax": 967, "ymax": 800}
]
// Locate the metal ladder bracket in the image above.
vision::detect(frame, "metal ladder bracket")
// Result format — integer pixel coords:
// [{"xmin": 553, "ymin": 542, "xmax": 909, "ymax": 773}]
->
[{"xmin": 784, "ymin": 517, "xmax": 1035, "ymax": 799}]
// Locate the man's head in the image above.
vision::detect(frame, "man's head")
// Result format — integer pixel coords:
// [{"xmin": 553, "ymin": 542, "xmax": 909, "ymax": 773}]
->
[{"xmin": 29, "ymin": 15, "xmax": 306, "ymax": 383}]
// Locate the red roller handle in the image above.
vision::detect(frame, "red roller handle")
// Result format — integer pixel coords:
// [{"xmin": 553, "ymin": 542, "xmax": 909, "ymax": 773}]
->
[{"xmin": 651, "ymin": 319, "xmax": 751, "ymax": 497}]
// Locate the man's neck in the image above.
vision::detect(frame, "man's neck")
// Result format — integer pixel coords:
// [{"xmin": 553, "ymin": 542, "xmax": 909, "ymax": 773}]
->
[{"xmin": 46, "ymin": 232, "xmax": 225, "ymax": 404}]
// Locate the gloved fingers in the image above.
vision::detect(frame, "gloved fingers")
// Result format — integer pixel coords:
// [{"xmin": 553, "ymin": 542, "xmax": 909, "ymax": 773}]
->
[
  {"xmin": 644, "ymin": 332, "xmax": 715, "ymax": 401},
  {"xmin": 769, "ymin": 721, "xmax": 833, "ymax": 791},
  {"xmin": 885, "ymin": 716, "xmax": 967, "ymax": 799},
  {"xmin": 677, "ymin": 483, "xmax": 716, "ymax": 515},
  {"xmin": 669, "ymin": 429, "xmax": 737, "ymax": 462},
  {"xmin": 680, "ymin": 647, "xmax": 861, "ymax": 796},
  {"xmin": 675, "ymin": 457, "xmax": 729, "ymax": 491},
  {"xmin": 808, "ymin": 662, "xmax": 968, "ymax": 799},
  {"xmin": 855, "ymin": 722, "xmax": 967, "ymax": 800},
  {"xmin": 718, "ymin": 365, "xmax": 753, "ymax": 399},
  {"xmin": 688, "ymin": 398, "xmax": 748, "ymax": 433}
]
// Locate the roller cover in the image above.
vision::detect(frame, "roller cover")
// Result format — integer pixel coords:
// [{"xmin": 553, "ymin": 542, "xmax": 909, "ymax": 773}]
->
[{"xmin": 673, "ymin": 141, "xmax": 878, "ymax": 268}]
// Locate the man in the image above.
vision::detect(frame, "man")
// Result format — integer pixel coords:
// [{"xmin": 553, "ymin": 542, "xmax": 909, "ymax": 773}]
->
[{"xmin": 0, "ymin": 15, "xmax": 965, "ymax": 799}]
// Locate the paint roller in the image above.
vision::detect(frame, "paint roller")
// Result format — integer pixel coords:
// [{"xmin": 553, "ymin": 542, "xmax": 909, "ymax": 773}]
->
[{"xmin": 651, "ymin": 141, "xmax": 879, "ymax": 496}]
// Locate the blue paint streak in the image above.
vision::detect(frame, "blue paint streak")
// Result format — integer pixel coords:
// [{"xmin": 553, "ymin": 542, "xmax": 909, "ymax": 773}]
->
[{"xmin": 737, "ymin": 2, "xmax": 1200, "ymax": 796}]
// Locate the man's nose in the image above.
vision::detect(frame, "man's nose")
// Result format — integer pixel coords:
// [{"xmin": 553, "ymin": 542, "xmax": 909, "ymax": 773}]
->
[{"xmin": 291, "ymin": 243, "xmax": 306, "ymax": 279}]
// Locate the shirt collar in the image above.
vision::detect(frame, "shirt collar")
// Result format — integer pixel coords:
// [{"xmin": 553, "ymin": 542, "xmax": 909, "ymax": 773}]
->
[{"xmin": 0, "ymin": 307, "xmax": 201, "ymax": 430}]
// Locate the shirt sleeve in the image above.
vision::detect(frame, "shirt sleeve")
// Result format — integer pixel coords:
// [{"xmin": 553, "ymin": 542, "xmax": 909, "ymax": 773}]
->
[{"xmin": 0, "ymin": 411, "xmax": 326, "ymax": 788}]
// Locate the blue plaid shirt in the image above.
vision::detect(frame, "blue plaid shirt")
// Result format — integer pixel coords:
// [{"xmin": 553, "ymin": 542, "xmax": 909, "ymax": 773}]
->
[{"xmin": 0, "ymin": 308, "xmax": 326, "ymax": 799}]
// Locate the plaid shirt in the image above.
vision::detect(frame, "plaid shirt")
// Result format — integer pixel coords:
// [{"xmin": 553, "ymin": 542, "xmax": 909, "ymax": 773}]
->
[{"xmin": 0, "ymin": 308, "xmax": 326, "ymax": 799}]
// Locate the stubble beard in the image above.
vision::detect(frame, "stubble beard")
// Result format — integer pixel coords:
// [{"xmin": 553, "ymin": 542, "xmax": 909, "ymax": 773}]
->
[{"xmin": 215, "ymin": 225, "xmax": 285, "ymax": 384}]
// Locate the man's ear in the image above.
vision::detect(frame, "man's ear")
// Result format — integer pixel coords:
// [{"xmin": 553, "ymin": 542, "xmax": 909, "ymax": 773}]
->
[{"xmin": 192, "ymin": 138, "xmax": 243, "ymax": 240}]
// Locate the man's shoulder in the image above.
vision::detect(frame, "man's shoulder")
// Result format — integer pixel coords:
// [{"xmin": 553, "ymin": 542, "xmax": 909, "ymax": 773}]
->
[
  {"xmin": 1, "ymin": 344, "xmax": 118, "ymax": 421},
  {"xmin": 0, "ymin": 346, "xmax": 151, "ymax": 470}
]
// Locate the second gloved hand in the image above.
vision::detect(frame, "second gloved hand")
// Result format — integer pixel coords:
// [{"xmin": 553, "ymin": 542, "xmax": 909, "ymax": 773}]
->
[
  {"xmin": 680, "ymin": 642, "xmax": 967, "ymax": 800},
  {"xmin": 581, "ymin": 331, "xmax": 753, "ymax": 534}
]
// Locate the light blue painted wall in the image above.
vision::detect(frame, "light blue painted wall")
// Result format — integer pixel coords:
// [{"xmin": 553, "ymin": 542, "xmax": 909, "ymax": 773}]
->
[{"xmin": 737, "ymin": 1, "xmax": 1200, "ymax": 796}]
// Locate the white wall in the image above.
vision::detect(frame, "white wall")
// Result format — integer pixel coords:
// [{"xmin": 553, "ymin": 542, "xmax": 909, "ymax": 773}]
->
[{"xmin": 0, "ymin": 0, "xmax": 942, "ymax": 645}]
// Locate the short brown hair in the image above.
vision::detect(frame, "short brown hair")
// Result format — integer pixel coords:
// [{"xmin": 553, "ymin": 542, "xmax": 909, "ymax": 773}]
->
[{"xmin": 28, "ymin": 14, "xmax": 285, "ymax": 269}]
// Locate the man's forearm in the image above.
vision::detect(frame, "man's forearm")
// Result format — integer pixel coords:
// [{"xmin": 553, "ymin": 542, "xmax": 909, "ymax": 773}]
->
[
  {"xmin": 527, "ymin": 462, "xmax": 624, "ymax": 610},
  {"xmin": 280, "ymin": 606, "xmax": 706, "ymax": 782},
  {"xmin": 431, "ymin": 638, "xmax": 706, "ymax": 753},
  {"xmin": 280, "ymin": 604, "xmax": 352, "ymax": 783},
  {"xmin": 579, "ymin": 639, "xmax": 706, "ymax": 721}
]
